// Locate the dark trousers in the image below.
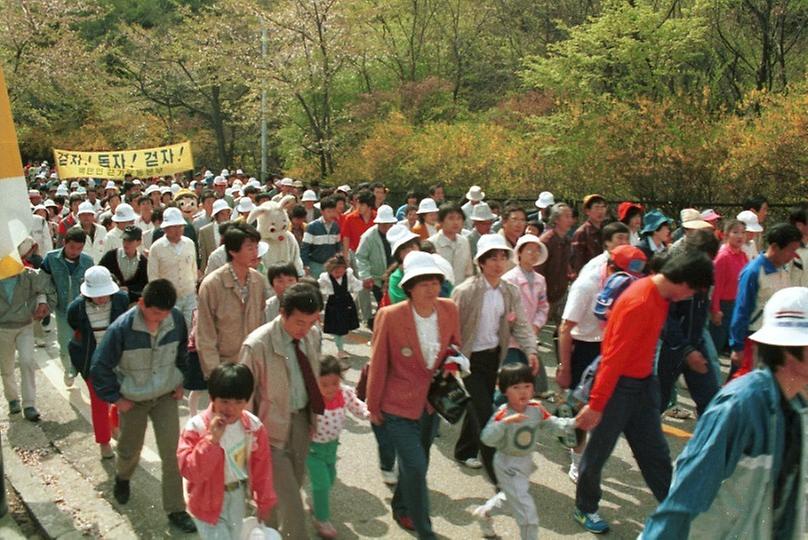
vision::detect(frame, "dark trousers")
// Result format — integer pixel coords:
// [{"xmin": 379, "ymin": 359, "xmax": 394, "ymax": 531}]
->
[
  {"xmin": 657, "ymin": 344, "xmax": 720, "ymax": 417},
  {"xmin": 386, "ymin": 411, "xmax": 437, "ymax": 540},
  {"xmin": 570, "ymin": 339, "xmax": 602, "ymax": 390},
  {"xmin": 708, "ymin": 300, "xmax": 734, "ymax": 355},
  {"xmin": 453, "ymin": 347, "xmax": 499, "ymax": 486},
  {"xmin": 372, "ymin": 422, "xmax": 396, "ymax": 472},
  {"xmin": 576, "ymin": 376, "xmax": 672, "ymax": 513}
]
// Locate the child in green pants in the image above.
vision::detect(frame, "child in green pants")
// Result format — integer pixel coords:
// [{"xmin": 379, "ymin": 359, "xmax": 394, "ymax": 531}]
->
[{"xmin": 307, "ymin": 356, "xmax": 370, "ymax": 538}]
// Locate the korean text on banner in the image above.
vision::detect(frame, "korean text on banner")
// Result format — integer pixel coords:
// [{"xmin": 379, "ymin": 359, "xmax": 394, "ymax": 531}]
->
[
  {"xmin": 53, "ymin": 141, "xmax": 194, "ymax": 180},
  {"xmin": 0, "ymin": 67, "xmax": 32, "ymax": 280}
]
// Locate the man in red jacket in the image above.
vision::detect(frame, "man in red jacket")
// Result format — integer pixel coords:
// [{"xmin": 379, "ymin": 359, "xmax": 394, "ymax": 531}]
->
[{"xmin": 572, "ymin": 249, "xmax": 714, "ymax": 534}]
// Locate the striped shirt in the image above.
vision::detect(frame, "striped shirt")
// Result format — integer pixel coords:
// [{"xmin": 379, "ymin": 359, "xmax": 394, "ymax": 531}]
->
[{"xmin": 86, "ymin": 300, "xmax": 113, "ymax": 343}]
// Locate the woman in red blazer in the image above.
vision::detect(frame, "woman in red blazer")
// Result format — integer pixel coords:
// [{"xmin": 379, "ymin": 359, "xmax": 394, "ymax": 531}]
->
[{"xmin": 366, "ymin": 252, "xmax": 461, "ymax": 539}]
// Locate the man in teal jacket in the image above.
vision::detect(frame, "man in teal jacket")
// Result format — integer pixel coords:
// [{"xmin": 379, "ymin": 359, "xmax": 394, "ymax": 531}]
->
[
  {"xmin": 642, "ymin": 286, "xmax": 808, "ymax": 539},
  {"xmin": 41, "ymin": 227, "xmax": 94, "ymax": 387}
]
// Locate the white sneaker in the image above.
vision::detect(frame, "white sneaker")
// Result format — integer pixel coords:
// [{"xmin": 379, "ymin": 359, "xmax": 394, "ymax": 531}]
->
[
  {"xmin": 568, "ymin": 461, "xmax": 579, "ymax": 483},
  {"xmin": 460, "ymin": 457, "xmax": 483, "ymax": 469},
  {"xmin": 381, "ymin": 468, "xmax": 398, "ymax": 485},
  {"xmin": 472, "ymin": 506, "xmax": 498, "ymax": 538},
  {"xmin": 63, "ymin": 372, "xmax": 75, "ymax": 388}
]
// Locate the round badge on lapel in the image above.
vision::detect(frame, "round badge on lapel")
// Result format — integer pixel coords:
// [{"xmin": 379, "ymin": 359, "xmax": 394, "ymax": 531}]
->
[{"xmin": 401, "ymin": 346, "xmax": 413, "ymax": 357}]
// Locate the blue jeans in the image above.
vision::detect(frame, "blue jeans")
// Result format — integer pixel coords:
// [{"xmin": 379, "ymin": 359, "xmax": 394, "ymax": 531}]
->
[
  {"xmin": 384, "ymin": 411, "xmax": 437, "ymax": 539},
  {"xmin": 576, "ymin": 376, "xmax": 671, "ymax": 513},
  {"xmin": 657, "ymin": 343, "xmax": 719, "ymax": 416}
]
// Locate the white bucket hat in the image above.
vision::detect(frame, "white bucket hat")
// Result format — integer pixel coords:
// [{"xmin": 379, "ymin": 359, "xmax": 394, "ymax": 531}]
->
[
  {"xmin": 514, "ymin": 234, "xmax": 548, "ymax": 266},
  {"xmin": 465, "ymin": 185, "xmax": 485, "ymax": 202},
  {"xmin": 474, "ymin": 233, "xmax": 513, "ymax": 262},
  {"xmin": 211, "ymin": 199, "xmax": 231, "ymax": 218},
  {"xmin": 387, "ymin": 224, "xmax": 420, "ymax": 257},
  {"xmin": 44, "ymin": 199, "xmax": 58, "ymax": 209},
  {"xmin": 112, "ymin": 203, "xmax": 136, "ymax": 223},
  {"xmin": 213, "ymin": 175, "xmax": 228, "ymax": 186},
  {"xmin": 416, "ymin": 198, "xmax": 439, "ymax": 214},
  {"xmin": 236, "ymin": 169, "xmax": 245, "ymax": 176},
  {"xmin": 104, "ymin": 181, "xmax": 117, "ymax": 191},
  {"xmin": 77, "ymin": 201, "xmax": 96, "ymax": 215},
  {"xmin": 80, "ymin": 266, "xmax": 120, "ymax": 298},
  {"xmin": 750, "ymin": 287, "xmax": 808, "ymax": 347},
  {"xmin": 680, "ymin": 208, "xmax": 713, "ymax": 230},
  {"xmin": 170, "ymin": 183, "xmax": 181, "ymax": 194},
  {"xmin": 535, "ymin": 191, "xmax": 555, "ymax": 209},
  {"xmin": 301, "ymin": 190, "xmax": 318, "ymax": 202},
  {"xmin": 204, "ymin": 170, "xmax": 214, "ymax": 178},
  {"xmin": 280, "ymin": 177, "xmax": 295, "ymax": 187},
  {"xmin": 221, "ymin": 169, "xmax": 230, "ymax": 177},
  {"xmin": 374, "ymin": 205, "xmax": 398, "ymax": 224},
  {"xmin": 159, "ymin": 186, "xmax": 172, "ymax": 194},
  {"xmin": 737, "ymin": 210, "xmax": 763, "ymax": 233},
  {"xmin": 237, "ymin": 198, "xmax": 256, "ymax": 214},
  {"xmin": 470, "ymin": 202, "xmax": 495, "ymax": 222},
  {"xmin": 161, "ymin": 207, "xmax": 186, "ymax": 228},
  {"xmin": 400, "ymin": 251, "xmax": 446, "ymax": 287}
]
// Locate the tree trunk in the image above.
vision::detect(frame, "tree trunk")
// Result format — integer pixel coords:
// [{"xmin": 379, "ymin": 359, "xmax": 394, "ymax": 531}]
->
[{"xmin": 209, "ymin": 86, "xmax": 228, "ymax": 166}]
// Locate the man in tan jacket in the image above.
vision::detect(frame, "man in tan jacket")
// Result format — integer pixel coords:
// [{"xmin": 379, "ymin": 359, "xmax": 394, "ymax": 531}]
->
[
  {"xmin": 240, "ymin": 283, "xmax": 323, "ymax": 539},
  {"xmin": 196, "ymin": 222, "xmax": 269, "ymax": 378},
  {"xmin": 451, "ymin": 234, "xmax": 539, "ymax": 486}
]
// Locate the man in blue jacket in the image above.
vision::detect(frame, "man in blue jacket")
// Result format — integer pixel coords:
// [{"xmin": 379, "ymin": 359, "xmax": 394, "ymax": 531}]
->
[
  {"xmin": 642, "ymin": 286, "xmax": 808, "ymax": 539},
  {"xmin": 90, "ymin": 279, "xmax": 196, "ymax": 533}
]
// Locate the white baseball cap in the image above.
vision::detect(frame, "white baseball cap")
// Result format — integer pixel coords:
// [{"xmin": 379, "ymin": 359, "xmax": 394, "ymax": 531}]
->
[
  {"xmin": 144, "ymin": 185, "xmax": 161, "ymax": 196},
  {"xmin": 416, "ymin": 198, "xmax": 439, "ymax": 214},
  {"xmin": 280, "ymin": 177, "xmax": 295, "ymax": 187},
  {"xmin": 77, "ymin": 201, "xmax": 96, "ymax": 215},
  {"xmin": 236, "ymin": 169, "xmax": 245, "ymax": 176},
  {"xmin": 535, "ymin": 191, "xmax": 555, "ymax": 209},
  {"xmin": 204, "ymin": 169, "xmax": 214, "ymax": 178},
  {"xmin": 236, "ymin": 198, "xmax": 256, "ymax": 214},
  {"xmin": 211, "ymin": 199, "xmax": 231, "ymax": 218},
  {"xmin": 387, "ymin": 224, "xmax": 420, "ymax": 257},
  {"xmin": 374, "ymin": 205, "xmax": 398, "ymax": 224},
  {"xmin": 301, "ymin": 190, "xmax": 318, "ymax": 202},
  {"xmin": 161, "ymin": 207, "xmax": 186, "ymax": 228},
  {"xmin": 170, "ymin": 183, "xmax": 181, "ymax": 194},
  {"xmin": 750, "ymin": 287, "xmax": 808, "ymax": 347},
  {"xmin": 213, "ymin": 175, "xmax": 228, "ymax": 186},
  {"xmin": 737, "ymin": 210, "xmax": 763, "ymax": 233},
  {"xmin": 400, "ymin": 251, "xmax": 447, "ymax": 287},
  {"xmin": 474, "ymin": 233, "xmax": 513, "ymax": 262},
  {"xmin": 112, "ymin": 203, "xmax": 136, "ymax": 223},
  {"xmin": 159, "ymin": 186, "xmax": 172, "ymax": 194},
  {"xmin": 514, "ymin": 234, "xmax": 548, "ymax": 266},
  {"xmin": 80, "ymin": 266, "xmax": 120, "ymax": 298},
  {"xmin": 337, "ymin": 184, "xmax": 351, "ymax": 193},
  {"xmin": 105, "ymin": 181, "xmax": 117, "ymax": 191},
  {"xmin": 221, "ymin": 169, "xmax": 231, "ymax": 177},
  {"xmin": 464, "ymin": 185, "xmax": 485, "ymax": 202}
]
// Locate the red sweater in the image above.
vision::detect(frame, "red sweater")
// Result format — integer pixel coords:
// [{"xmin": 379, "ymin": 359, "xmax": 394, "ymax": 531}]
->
[
  {"xmin": 589, "ymin": 277, "xmax": 669, "ymax": 412},
  {"xmin": 710, "ymin": 244, "xmax": 748, "ymax": 314},
  {"xmin": 341, "ymin": 209, "xmax": 376, "ymax": 252}
]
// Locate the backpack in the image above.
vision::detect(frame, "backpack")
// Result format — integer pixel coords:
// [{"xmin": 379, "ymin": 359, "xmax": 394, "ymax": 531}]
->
[{"xmin": 593, "ymin": 271, "xmax": 639, "ymax": 323}]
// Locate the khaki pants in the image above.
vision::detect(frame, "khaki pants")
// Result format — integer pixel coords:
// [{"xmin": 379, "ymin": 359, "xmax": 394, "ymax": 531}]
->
[
  {"xmin": 0, "ymin": 325, "xmax": 36, "ymax": 407},
  {"xmin": 269, "ymin": 411, "xmax": 311, "ymax": 539},
  {"xmin": 116, "ymin": 392, "xmax": 185, "ymax": 513}
]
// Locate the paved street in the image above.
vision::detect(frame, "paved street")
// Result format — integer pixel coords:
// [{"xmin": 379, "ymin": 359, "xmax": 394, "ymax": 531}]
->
[{"xmin": 2, "ymin": 326, "xmax": 700, "ymax": 539}]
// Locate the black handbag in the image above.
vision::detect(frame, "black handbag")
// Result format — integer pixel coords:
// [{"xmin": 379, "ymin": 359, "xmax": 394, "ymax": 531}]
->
[{"xmin": 427, "ymin": 351, "xmax": 470, "ymax": 424}]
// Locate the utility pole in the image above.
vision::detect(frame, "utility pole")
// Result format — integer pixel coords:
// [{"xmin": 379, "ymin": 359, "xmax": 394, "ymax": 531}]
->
[{"xmin": 260, "ymin": 21, "xmax": 268, "ymax": 182}]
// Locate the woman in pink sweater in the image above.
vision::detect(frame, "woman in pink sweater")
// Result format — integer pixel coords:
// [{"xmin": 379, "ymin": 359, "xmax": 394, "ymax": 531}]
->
[{"xmin": 708, "ymin": 219, "xmax": 748, "ymax": 354}]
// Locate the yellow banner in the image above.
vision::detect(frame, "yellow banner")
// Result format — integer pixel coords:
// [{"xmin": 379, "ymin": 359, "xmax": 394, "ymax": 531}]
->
[
  {"xmin": 53, "ymin": 141, "xmax": 194, "ymax": 179},
  {"xmin": 0, "ymin": 66, "xmax": 30, "ymax": 279}
]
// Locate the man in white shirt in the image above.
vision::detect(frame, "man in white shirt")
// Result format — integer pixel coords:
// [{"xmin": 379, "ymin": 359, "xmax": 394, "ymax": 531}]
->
[
  {"xmin": 75, "ymin": 201, "xmax": 107, "ymax": 263},
  {"xmin": 198, "ymin": 200, "xmax": 232, "ymax": 273},
  {"xmin": 147, "ymin": 207, "xmax": 198, "ymax": 327},
  {"xmin": 557, "ymin": 222, "xmax": 632, "ymax": 482},
  {"xmin": 429, "ymin": 203, "xmax": 473, "ymax": 285}
]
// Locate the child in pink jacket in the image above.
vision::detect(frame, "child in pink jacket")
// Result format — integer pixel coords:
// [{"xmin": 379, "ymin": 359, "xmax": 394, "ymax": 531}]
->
[{"xmin": 177, "ymin": 363, "xmax": 276, "ymax": 538}]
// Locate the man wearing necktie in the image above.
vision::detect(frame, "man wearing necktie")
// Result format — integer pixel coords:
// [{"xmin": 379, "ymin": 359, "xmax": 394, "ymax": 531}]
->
[{"xmin": 240, "ymin": 283, "xmax": 324, "ymax": 539}]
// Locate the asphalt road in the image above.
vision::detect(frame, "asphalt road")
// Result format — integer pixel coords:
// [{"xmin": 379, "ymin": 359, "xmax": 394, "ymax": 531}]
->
[{"xmin": 2, "ymin": 326, "xmax": 700, "ymax": 539}]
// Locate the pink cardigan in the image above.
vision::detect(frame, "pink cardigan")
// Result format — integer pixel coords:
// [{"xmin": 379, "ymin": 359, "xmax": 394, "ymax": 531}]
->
[
  {"xmin": 711, "ymin": 244, "xmax": 749, "ymax": 314},
  {"xmin": 366, "ymin": 299, "xmax": 461, "ymax": 421},
  {"xmin": 177, "ymin": 405, "xmax": 277, "ymax": 525},
  {"xmin": 503, "ymin": 266, "xmax": 550, "ymax": 344}
]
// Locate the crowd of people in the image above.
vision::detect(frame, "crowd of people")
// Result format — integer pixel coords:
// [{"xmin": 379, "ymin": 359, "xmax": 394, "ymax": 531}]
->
[{"xmin": 2, "ymin": 161, "xmax": 807, "ymax": 539}]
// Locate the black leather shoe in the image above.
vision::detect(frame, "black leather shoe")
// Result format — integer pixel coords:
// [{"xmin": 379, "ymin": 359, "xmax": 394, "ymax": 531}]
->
[
  {"xmin": 113, "ymin": 477, "xmax": 130, "ymax": 504},
  {"xmin": 168, "ymin": 511, "xmax": 197, "ymax": 533}
]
